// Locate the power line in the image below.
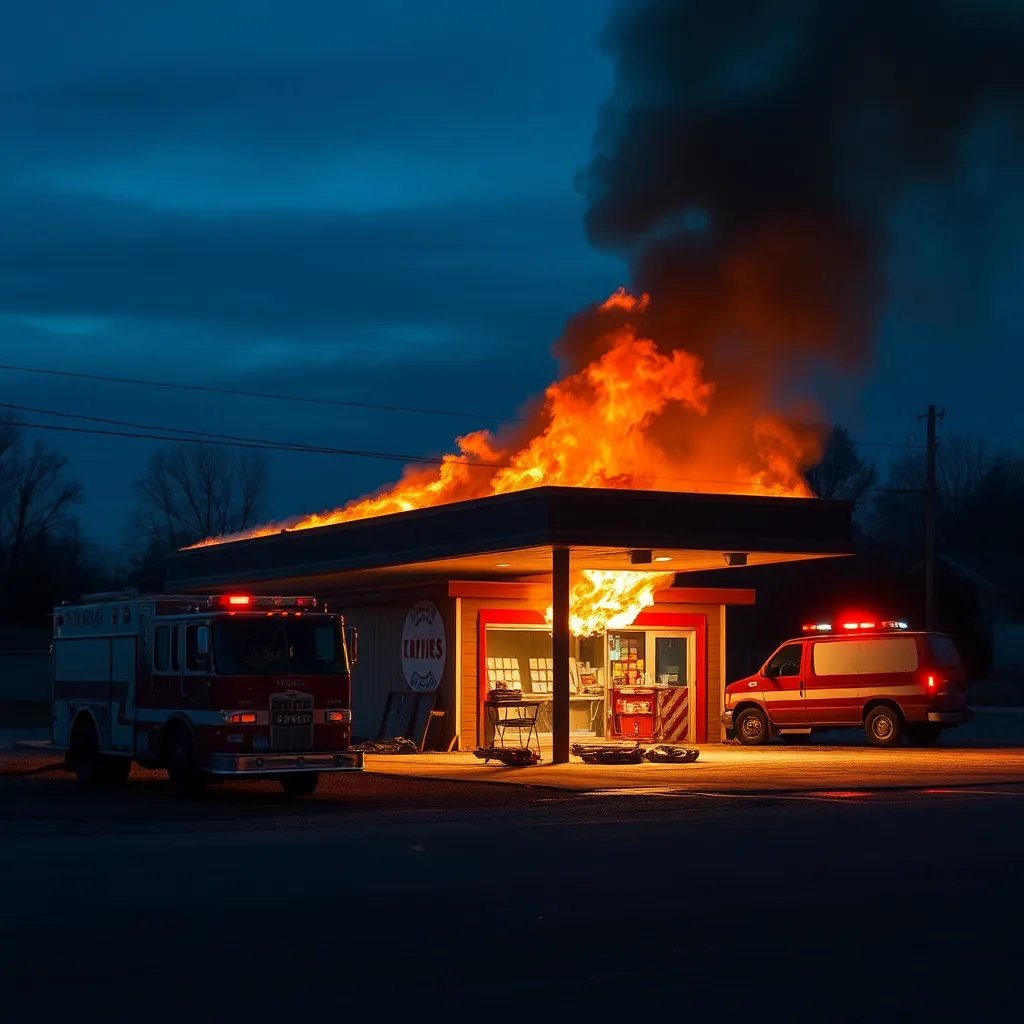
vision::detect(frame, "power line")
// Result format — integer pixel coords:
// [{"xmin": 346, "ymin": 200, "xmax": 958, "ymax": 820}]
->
[
  {"xmin": 4, "ymin": 405, "xmax": 923, "ymax": 498},
  {"xmin": 0, "ymin": 403, "xmax": 503, "ymax": 468},
  {"xmin": 945, "ymin": 414, "xmax": 1024, "ymax": 446},
  {"xmin": 0, "ymin": 362, "xmax": 528, "ymax": 425},
  {"xmin": 0, "ymin": 361, "xmax": 931, "ymax": 448}
]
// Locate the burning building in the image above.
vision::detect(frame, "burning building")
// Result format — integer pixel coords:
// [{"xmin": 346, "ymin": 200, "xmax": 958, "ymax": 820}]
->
[
  {"xmin": 167, "ymin": 0, "xmax": 1023, "ymax": 757},
  {"xmin": 165, "ymin": 487, "xmax": 852, "ymax": 759}
]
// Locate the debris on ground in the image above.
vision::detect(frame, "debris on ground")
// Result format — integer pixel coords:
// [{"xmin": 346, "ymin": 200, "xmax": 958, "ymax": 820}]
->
[
  {"xmin": 350, "ymin": 737, "xmax": 420, "ymax": 755},
  {"xmin": 644, "ymin": 745, "xmax": 700, "ymax": 764},
  {"xmin": 472, "ymin": 746, "xmax": 541, "ymax": 767},
  {"xmin": 570, "ymin": 743, "xmax": 646, "ymax": 764},
  {"xmin": 569, "ymin": 742, "xmax": 700, "ymax": 765}
]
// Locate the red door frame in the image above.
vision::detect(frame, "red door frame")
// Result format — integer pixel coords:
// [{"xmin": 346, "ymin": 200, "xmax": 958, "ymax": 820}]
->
[{"xmin": 477, "ymin": 609, "xmax": 708, "ymax": 745}]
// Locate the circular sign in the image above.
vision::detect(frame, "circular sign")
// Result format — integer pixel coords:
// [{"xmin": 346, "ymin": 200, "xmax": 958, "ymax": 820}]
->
[{"xmin": 401, "ymin": 601, "xmax": 446, "ymax": 692}]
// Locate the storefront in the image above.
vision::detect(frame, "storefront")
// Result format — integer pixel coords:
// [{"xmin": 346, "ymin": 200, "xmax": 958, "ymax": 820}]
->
[{"xmin": 164, "ymin": 485, "xmax": 852, "ymax": 759}]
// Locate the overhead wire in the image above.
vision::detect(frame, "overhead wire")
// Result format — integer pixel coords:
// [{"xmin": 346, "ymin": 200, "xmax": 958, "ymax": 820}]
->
[
  {"xmin": 0, "ymin": 362, "xmax": 527, "ymax": 424},
  {"xmin": 0, "ymin": 400, "xmax": 925, "ymax": 497}
]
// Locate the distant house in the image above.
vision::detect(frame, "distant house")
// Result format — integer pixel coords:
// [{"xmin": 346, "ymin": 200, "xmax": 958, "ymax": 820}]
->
[
  {"xmin": 0, "ymin": 627, "xmax": 51, "ymax": 703},
  {"xmin": 908, "ymin": 554, "xmax": 1014, "ymax": 627}
]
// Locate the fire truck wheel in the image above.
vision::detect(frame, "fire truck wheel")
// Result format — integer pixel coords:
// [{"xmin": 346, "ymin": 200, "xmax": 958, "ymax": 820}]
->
[
  {"xmin": 735, "ymin": 707, "xmax": 770, "ymax": 746},
  {"xmin": 279, "ymin": 772, "xmax": 320, "ymax": 797},
  {"xmin": 69, "ymin": 716, "xmax": 128, "ymax": 785},
  {"xmin": 865, "ymin": 705, "xmax": 903, "ymax": 747},
  {"xmin": 165, "ymin": 726, "xmax": 207, "ymax": 798}
]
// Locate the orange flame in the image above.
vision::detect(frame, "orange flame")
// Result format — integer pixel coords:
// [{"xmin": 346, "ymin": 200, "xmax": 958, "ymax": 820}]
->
[
  {"xmin": 186, "ymin": 288, "xmax": 819, "ymax": 549},
  {"xmin": 544, "ymin": 569, "xmax": 676, "ymax": 637}
]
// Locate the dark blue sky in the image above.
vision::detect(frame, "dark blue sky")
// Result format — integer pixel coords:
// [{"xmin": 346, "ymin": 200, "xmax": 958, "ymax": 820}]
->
[{"xmin": 1, "ymin": 0, "xmax": 1022, "ymax": 549}]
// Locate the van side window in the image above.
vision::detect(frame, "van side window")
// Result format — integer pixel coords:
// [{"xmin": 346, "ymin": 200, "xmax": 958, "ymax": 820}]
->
[
  {"xmin": 153, "ymin": 626, "xmax": 170, "ymax": 672},
  {"xmin": 766, "ymin": 644, "xmax": 802, "ymax": 677},
  {"xmin": 170, "ymin": 625, "xmax": 181, "ymax": 672}
]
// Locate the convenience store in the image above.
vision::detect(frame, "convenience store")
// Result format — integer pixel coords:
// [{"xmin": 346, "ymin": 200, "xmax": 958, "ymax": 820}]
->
[{"xmin": 164, "ymin": 485, "xmax": 852, "ymax": 760}]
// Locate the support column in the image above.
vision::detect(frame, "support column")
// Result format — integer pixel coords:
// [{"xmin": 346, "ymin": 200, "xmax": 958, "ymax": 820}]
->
[{"xmin": 551, "ymin": 546, "xmax": 571, "ymax": 765}]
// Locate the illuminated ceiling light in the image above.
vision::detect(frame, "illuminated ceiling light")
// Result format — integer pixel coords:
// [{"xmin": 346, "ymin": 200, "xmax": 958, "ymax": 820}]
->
[
  {"xmin": 494, "ymin": 563, "xmax": 511, "ymax": 568},
  {"xmin": 654, "ymin": 556, "xmax": 673, "ymax": 562}
]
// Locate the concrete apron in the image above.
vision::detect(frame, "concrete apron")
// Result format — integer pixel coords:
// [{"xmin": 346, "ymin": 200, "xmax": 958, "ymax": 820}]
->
[{"xmin": 363, "ymin": 746, "xmax": 1024, "ymax": 793}]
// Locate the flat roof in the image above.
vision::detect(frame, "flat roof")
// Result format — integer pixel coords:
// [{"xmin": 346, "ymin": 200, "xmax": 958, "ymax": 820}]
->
[{"xmin": 164, "ymin": 485, "xmax": 852, "ymax": 592}]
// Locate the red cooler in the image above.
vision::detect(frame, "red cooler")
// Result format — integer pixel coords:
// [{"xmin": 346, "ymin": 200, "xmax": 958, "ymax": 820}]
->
[{"xmin": 611, "ymin": 687, "xmax": 656, "ymax": 740}]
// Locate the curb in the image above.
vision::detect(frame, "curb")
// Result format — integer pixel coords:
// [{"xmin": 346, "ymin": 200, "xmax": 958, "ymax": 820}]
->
[{"xmin": 0, "ymin": 761, "xmax": 65, "ymax": 777}]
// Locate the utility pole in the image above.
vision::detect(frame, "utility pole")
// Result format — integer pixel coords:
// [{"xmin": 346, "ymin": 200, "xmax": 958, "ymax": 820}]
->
[{"xmin": 919, "ymin": 405, "xmax": 944, "ymax": 631}]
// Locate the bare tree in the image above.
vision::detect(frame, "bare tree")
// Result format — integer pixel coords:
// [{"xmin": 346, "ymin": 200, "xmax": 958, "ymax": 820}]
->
[
  {"xmin": 0, "ymin": 416, "xmax": 84, "ymax": 565},
  {"xmin": 133, "ymin": 443, "xmax": 269, "ymax": 550},
  {"xmin": 806, "ymin": 425, "xmax": 879, "ymax": 507},
  {"xmin": 868, "ymin": 432, "xmax": 990, "ymax": 554}
]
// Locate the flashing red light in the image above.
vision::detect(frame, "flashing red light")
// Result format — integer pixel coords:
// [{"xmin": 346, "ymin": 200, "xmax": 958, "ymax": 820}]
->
[
  {"xmin": 927, "ymin": 675, "xmax": 936, "ymax": 689},
  {"xmin": 814, "ymin": 619, "xmax": 909, "ymax": 634},
  {"xmin": 227, "ymin": 595, "xmax": 251, "ymax": 606}
]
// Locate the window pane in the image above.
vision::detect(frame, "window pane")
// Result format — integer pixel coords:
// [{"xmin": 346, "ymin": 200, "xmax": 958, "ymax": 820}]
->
[
  {"xmin": 926, "ymin": 634, "xmax": 962, "ymax": 669},
  {"xmin": 860, "ymin": 637, "xmax": 919, "ymax": 674},
  {"xmin": 185, "ymin": 625, "xmax": 208, "ymax": 671},
  {"xmin": 812, "ymin": 641, "xmax": 859, "ymax": 676},
  {"xmin": 153, "ymin": 626, "xmax": 169, "ymax": 672},
  {"xmin": 655, "ymin": 636, "xmax": 687, "ymax": 686},
  {"xmin": 170, "ymin": 626, "xmax": 180, "ymax": 671},
  {"xmin": 769, "ymin": 644, "xmax": 802, "ymax": 676}
]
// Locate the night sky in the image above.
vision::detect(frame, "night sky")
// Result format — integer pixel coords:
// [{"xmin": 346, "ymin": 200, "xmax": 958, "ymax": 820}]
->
[{"xmin": 2, "ymin": 0, "xmax": 1022, "ymax": 549}]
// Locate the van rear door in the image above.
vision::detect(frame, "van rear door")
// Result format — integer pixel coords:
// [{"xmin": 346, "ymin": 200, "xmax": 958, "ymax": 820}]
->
[{"xmin": 923, "ymin": 633, "xmax": 968, "ymax": 711}]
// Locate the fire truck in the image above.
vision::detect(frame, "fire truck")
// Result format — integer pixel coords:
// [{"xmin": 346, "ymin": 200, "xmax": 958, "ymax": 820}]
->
[{"xmin": 50, "ymin": 590, "xmax": 364, "ymax": 797}]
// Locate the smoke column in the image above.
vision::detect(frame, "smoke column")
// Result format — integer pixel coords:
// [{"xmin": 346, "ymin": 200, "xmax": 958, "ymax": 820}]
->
[{"xmin": 572, "ymin": 0, "xmax": 1024, "ymax": 410}]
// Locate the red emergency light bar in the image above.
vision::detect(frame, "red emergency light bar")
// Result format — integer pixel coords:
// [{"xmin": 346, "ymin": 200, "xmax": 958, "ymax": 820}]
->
[
  {"xmin": 802, "ymin": 620, "xmax": 909, "ymax": 634},
  {"xmin": 208, "ymin": 594, "xmax": 317, "ymax": 610}
]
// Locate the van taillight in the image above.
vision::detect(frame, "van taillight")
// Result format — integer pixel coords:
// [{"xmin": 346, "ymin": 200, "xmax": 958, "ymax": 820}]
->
[{"xmin": 927, "ymin": 675, "xmax": 936, "ymax": 689}]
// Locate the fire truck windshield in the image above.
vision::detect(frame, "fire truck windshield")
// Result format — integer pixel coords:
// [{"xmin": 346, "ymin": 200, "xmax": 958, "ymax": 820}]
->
[{"xmin": 211, "ymin": 617, "xmax": 347, "ymax": 677}]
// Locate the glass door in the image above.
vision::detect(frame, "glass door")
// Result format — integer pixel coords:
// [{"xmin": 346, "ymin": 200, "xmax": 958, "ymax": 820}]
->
[{"xmin": 649, "ymin": 631, "xmax": 695, "ymax": 743}]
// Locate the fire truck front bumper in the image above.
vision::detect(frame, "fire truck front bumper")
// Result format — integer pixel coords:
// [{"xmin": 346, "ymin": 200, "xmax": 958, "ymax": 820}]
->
[{"xmin": 208, "ymin": 751, "xmax": 364, "ymax": 775}]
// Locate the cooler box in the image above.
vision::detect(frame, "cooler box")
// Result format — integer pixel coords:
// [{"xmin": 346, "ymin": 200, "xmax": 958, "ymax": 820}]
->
[{"xmin": 611, "ymin": 687, "xmax": 655, "ymax": 740}]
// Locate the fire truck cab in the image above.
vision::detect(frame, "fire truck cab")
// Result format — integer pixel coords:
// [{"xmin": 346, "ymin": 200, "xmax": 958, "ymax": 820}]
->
[
  {"xmin": 722, "ymin": 619, "xmax": 974, "ymax": 747},
  {"xmin": 51, "ymin": 590, "xmax": 364, "ymax": 797}
]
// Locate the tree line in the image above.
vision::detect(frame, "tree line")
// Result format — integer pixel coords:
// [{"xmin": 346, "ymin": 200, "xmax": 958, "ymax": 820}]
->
[
  {"xmin": 809, "ymin": 424, "xmax": 1024, "ymax": 585},
  {"xmin": 1, "ymin": 412, "xmax": 1021, "ymax": 631},
  {"xmin": 0, "ymin": 411, "xmax": 268, "ymax": 626}
]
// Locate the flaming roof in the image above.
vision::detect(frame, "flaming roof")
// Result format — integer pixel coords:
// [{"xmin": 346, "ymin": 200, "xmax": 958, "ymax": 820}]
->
[{"xmin": 164, "ymin": 484, "xmax": 852, "ymax": 594}]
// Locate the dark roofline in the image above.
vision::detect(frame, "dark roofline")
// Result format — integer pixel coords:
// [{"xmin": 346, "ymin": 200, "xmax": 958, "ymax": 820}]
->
[{"xmin": 165, "ymin": 485, "xmax": 852, "ymax": 590}]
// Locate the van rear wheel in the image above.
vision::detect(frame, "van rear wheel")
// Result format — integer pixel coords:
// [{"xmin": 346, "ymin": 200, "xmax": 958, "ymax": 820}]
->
[
  {"xmin": 865, "ymin": 705, "xmax": 903, "ymax": 747},
  {"xmin": 735, "ymin": 708, "xmax": 770, "ymax": 746}
]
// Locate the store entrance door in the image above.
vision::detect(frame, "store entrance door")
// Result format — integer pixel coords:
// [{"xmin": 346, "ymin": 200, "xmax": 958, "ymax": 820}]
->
[
  {"xmin": 606, "ymin": 629, "xmax": 696, "ymax": 743},
  {"xmin": 651, "ymin": 632, "xmax": 694, "ymax": 744}
]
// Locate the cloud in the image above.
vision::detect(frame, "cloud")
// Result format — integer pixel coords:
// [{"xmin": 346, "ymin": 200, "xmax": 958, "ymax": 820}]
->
[{"xmin": 0, "ymin": 188, "xmax": 618, "ymax": 341}]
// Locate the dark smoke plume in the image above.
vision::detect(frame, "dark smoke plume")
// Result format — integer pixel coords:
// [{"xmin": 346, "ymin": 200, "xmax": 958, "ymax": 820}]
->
[{"xmin": 572, "ymin": 0, "xmax": 1024, "ymax": 388}]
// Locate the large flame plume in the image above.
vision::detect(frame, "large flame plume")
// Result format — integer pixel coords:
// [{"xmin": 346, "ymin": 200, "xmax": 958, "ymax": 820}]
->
[
  {"xmin": 545, "ymin": 569, "xmax": 676, "ymax": 638},
  {"xmin": 186, "ymin": 290, "xmax": 820, "ymax": 549}
]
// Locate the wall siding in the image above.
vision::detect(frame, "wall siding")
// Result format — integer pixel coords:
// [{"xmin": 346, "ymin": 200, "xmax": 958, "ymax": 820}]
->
[{"xmin": 332, "ymin": 596, "xmax": 458, "ymax": 747}]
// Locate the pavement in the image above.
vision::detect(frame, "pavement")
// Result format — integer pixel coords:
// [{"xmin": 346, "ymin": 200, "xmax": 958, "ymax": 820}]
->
[
  {"xmin": 8, "ymin": 708, "xmax": 1024, "ymax": 793},
  {"xmin": 2, "ymin": 767, "xmax": 1024, "ymax": 1020}
]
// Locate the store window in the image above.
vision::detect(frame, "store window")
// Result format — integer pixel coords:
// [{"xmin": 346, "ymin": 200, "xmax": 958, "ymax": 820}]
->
[{"xmin": 483, "ymin": 627, "xmax": 607, "ymax": 741}]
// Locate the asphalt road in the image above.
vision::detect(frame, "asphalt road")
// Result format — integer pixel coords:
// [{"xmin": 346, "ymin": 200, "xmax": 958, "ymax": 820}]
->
[{"xmin": 2, "ymin": 764, "xmax": 1023, "ymax": 1021}]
